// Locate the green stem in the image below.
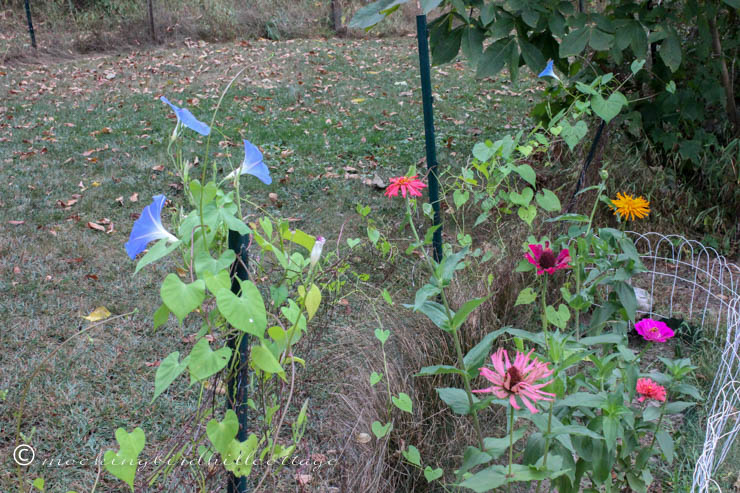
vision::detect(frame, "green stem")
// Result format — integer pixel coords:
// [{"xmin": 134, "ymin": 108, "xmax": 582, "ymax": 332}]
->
[
  {"xmin": 405, "ymin": 199, "xmax": 485, "ymax": 450},
  {"xmin": 574, "ymin": 243, "xmax": 581, "ymax": 340},
  {"xmin": 541, "ymin": 275, "xmax": 548, "ymax": 340},
  {"xmin": 534, "ymin": 401, "xmax": 554, "ymax": 493},
  {"xmin": 381, "ymin": 342, "xmax": 392, "ymax": 417},
  {"xmin": 536, "ymin": 275, "xmax": 553, "ymax": 493},
  {"xmin": 644, "ymin": 400, "xmax": 667, "ymax": 467},
  {"xmin": 507, "ymin": 406, "xmax": 515, "ymax": 492}
]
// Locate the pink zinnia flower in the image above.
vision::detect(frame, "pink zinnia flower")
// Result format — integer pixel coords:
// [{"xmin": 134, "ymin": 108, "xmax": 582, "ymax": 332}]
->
[
  {"xmin": 384, "ymin": 175, "xmax": 427, "ymax": 199},
  {"xmin": 473, "ymin": 348, "xmax": 555, "ymax": 414},
  {"xmin": 636, "ymin": 377, "xmax": 666, "ymax": 403},
  {"xmin": 634, "ymin": 318, "xmax": 674, "ymax": 343},
  {"xmin": 524, "ymin": 241, "xmax": 571, "ymax": 275}
]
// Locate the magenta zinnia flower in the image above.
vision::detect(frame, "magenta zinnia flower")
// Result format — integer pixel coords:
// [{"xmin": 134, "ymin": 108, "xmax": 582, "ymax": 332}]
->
[
  {"xmin": 634, "ymin": 318, "xmax": 674, "ymax": 343},
  {"xmin": 384, "ymin": 175, "xmax": 427, "ymax": 199},
  {"xmin": 636, "ymin": 377, "xmax": 666, "ymax": 402},
  {"xmin": 525, "ymin": 241, "xmax": 571, "ymax": 275},
  {"xmin": 473, "ymin": 348, "xmax": 555, "ymax": 414}
]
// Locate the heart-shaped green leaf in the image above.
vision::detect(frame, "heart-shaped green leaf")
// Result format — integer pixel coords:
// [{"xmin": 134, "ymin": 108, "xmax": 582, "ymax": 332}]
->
[
  {"xmin": 346, "ymin": 238, "xmax": 361, "ymax": 248},
  {"xmin": 392, "ymin": 393, "xmax": 413, "ymax": 414},
  {"xmin": 370, "ymin": 371, "xmax": 383, "ymax": 386},
  {"xmin": 160, "ymin": 274, "xmax": 205, "ymax": 323},
  {"xmin": 515, "ymin": 287, "xmax": 537, "ymax": 306},
  {"xmin": 371, "ymin": 421, "xmax": 392, "ymax": 439},
  {"xmin": 424, "ymin": 466, "xmax": 444, "ymax": 482},
  {"xmin": 152, "ymin": 351, "xmax": 190, "ymax": 402},
  {"xmin": 206, "ymin": 410, "xmax": 239, "ymax": 455},
  {"xmin": 509, "ymin": 187, "xmax": 533, "ymax": 206},
  {"xmin": 591, "ymin": 92, "xmax": 627, "ymax": 123},
  {"xmin": 546, "ymin": 304, "xmax": 571, "ymax": 329},
  {"xmin": 374, "ymin": 328, "xmax": 390, "ymax": 344},
  {"xmin": 518, "ymin": 205, "xmax": 537, "ymax": 226},
  {"xmin": 103, "ymin": 427, "xmax": 145, "ymax": 492},
  {"xmin": 535, "ymin": 189, "xmax": 562, "ymax": 212},
  {"xmin": 188, "ymin": 338, "xmax": 232, "ymax": 383},
  {"xmin": 560, "ymin": 120, "xmax": 588, "ymax": 150},
  {"xmin": 215, "ymin": 279, "xmax": 266, "ymax": 338},
  {"xmin": 402, "ymin": 445, "xmax": 422, "ymax": 466}
]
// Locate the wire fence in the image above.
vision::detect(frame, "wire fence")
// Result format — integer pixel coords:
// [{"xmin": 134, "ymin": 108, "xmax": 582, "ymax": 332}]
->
[{"xmin": 623, "ymin": 232, "xmax": 740, "ymax": 492}]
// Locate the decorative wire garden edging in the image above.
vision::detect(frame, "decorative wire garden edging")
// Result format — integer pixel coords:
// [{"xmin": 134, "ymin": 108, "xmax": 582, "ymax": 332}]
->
[{"xmin": 622, "ymin": 232, "xmax": 740, "ymax": 492}]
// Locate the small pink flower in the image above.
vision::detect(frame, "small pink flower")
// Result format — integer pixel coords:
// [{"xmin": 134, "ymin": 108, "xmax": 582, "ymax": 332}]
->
[
  {"xmin": 524, "ymin": 241, "xmax": 572, "ymax": 275},
  {"xmin": 634, "ymin": 318, "xmax": 674, "ymax": 343},
  {"xmin": 473, "ymin": 348, "xmax": 555, "ymax": 414},
  {"xmin": 384, "ymin": 175, "xmax": 427, "ymax": 199},
  {"xmin": 636, "ymin": 377, "xmax": 666, "ymax": 403}
]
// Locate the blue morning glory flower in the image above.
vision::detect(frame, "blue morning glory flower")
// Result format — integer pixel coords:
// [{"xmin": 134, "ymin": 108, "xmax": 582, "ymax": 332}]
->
[
  {"xmin": 160, "ymin": 96, "xmax": 211, "ymax": 136},
  {"xmin": 538, "ymin": 60, "xmax": 560, "ymax": 81},
  {"xmin": 125, "ymin": 194, "xmax": 178, "ymax": 260},
  {"xmin": 225, "ymin": 140, "xmax": 272, "ymax": 185}
]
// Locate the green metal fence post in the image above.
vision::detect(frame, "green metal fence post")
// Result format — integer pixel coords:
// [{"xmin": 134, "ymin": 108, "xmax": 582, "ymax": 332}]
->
[
  {"xmin": 226, "ymin": 229, "xmax": 250, "ymax": 493},
  {"xmin": 416, "ymin": 14, "xmax": 443, "ymax": 263}
]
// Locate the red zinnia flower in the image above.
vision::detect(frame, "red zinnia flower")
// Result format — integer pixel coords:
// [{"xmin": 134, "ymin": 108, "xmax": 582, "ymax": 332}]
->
[
  {"xmin": 636, "ymin": 377, "xmax": 666, "ymax": 403},
  {"xmin": 634, "ymin": 318, "xmax": 674, "ymax": 343},
  {"xmin": 473, "ymin": 348, "xmax": 555, "ymax": 414},
  {"xmin": 384, "ymin": 175, "xmax": 427, "ymax": 199},
  {"xmin": 524, "ymin": 241, "xmax": 572, "ymax": 275}
]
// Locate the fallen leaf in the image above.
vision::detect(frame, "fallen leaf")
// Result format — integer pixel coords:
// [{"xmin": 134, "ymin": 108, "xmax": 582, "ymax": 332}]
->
[
  {"xmin": 115, "ymin": 196, "xmax": 124, "ymax": 205},
  {"xmin": 355, "ymin": 432, "xmax": 371, "ymax": 444},
  {"xmin": 87, "ymin": 221, "xmax": 105, "ymax": 232},
  {"xmin": 8, "ymin": 220, "xmax": 24, "ymax": 225},
  {"xmin": 152, "ymin": 165, "xmax": 164, "ymax": 172},
  {"xmin": 296, "ymin": 474, "xmax": 312, "ymax": 485},
  {"xmin": 84, "ymin": 274, "xmax": 99, "ymax": 280},
  {"xmin": 363, "ymin": 173, "xmax": 386, "ymax": 189},
  {"xmin": 145, "ymin": 360, "xmax": 160, "ymax": 367},
  {"xmin": 129, "ymin": 192, "xmax": 138, "ymax": 202},
  {"xmin": 268, "ymin": 193, "xmax": 278, "ymax": 202},
  {"xmin": 82, "ymin": 306, "xmax": 111, "ymax": 322}
]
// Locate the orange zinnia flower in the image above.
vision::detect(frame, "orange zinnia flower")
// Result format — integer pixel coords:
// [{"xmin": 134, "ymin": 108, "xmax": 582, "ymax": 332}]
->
[{"xmin": 611, "ymin": 192, "xmax": 650, "ymax": 221}]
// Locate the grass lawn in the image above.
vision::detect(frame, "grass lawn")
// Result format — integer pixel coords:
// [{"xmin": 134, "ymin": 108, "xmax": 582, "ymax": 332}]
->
[{"xmin": 0, "ymin": 36, "xmax": 534, "ymax": 492}]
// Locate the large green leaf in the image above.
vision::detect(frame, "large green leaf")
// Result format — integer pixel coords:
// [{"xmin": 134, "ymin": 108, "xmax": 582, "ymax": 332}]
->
[
  {"xmin": 613, "ymin": 281, "xmax": 637, "ymax": 321},
  {"xmin": 134, "ymin": 238, "xmax": 180, "ymax": 274},
  {"xmin": 477, "ymin": 37, "xmax": 516, "ymax": 78},
  {"xmin": 206, "ymin": 410, "xmax": 239, "ymax": 455},
  {"xmin": 591, "ymin": 92, "xmax": 627, "ymax": 123},
  {"xmin": 659, "ymin": 31, "xmax": 682, "ymax": 72},
  {"xmin": 559, "ymin": 27, "xmax": 589, "ymax": 57},
  {"xmin": 251, "ymin": 344, "xmax": 285, "ymax": 379},
  {"xmin": 160, "ymin": 274, "xmax": 205, "ymax": 323},
  {"xmin": 451, "ymin": 296, "xmax": 489, "ymax": 330},
  {"xmin": 431, "ymin": 25, "xmax": 464, "ymax": 66},
  {"xmin": 188, "ymin": 338, "xmax": 232, "ymax": 383},
  {"xmin": 215, "ymin": 279, "xmax": 267, "ymax": 338},
  {"xmin": 152, "ymin": 351, "xmax": 190, "ymax": 402},
  {"xmin": 436, "ymin": 387, "xmax": 477, "ymax": 414},
  {"xmin": 461, "ymin": 25, "xmax": 485, "ymax": 66},
  {"xmin": 348, "ymin": 0, "xmax": 408, "ymax": 29}
]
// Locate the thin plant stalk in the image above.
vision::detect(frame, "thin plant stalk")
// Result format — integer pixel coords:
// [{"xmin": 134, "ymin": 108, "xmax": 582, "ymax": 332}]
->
[
  {"xmin": 405, "ymin": 199, "xmax": 485, "ymax": 450},
  {"xmin": 507, "ymin": 406, "xmax": 515, "ymax": 492}
]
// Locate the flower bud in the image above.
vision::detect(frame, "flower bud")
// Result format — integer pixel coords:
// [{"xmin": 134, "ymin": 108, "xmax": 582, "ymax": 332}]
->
[{"xmin": 309, "ymin": 236, "xmax": 325, "ymax": 269}]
